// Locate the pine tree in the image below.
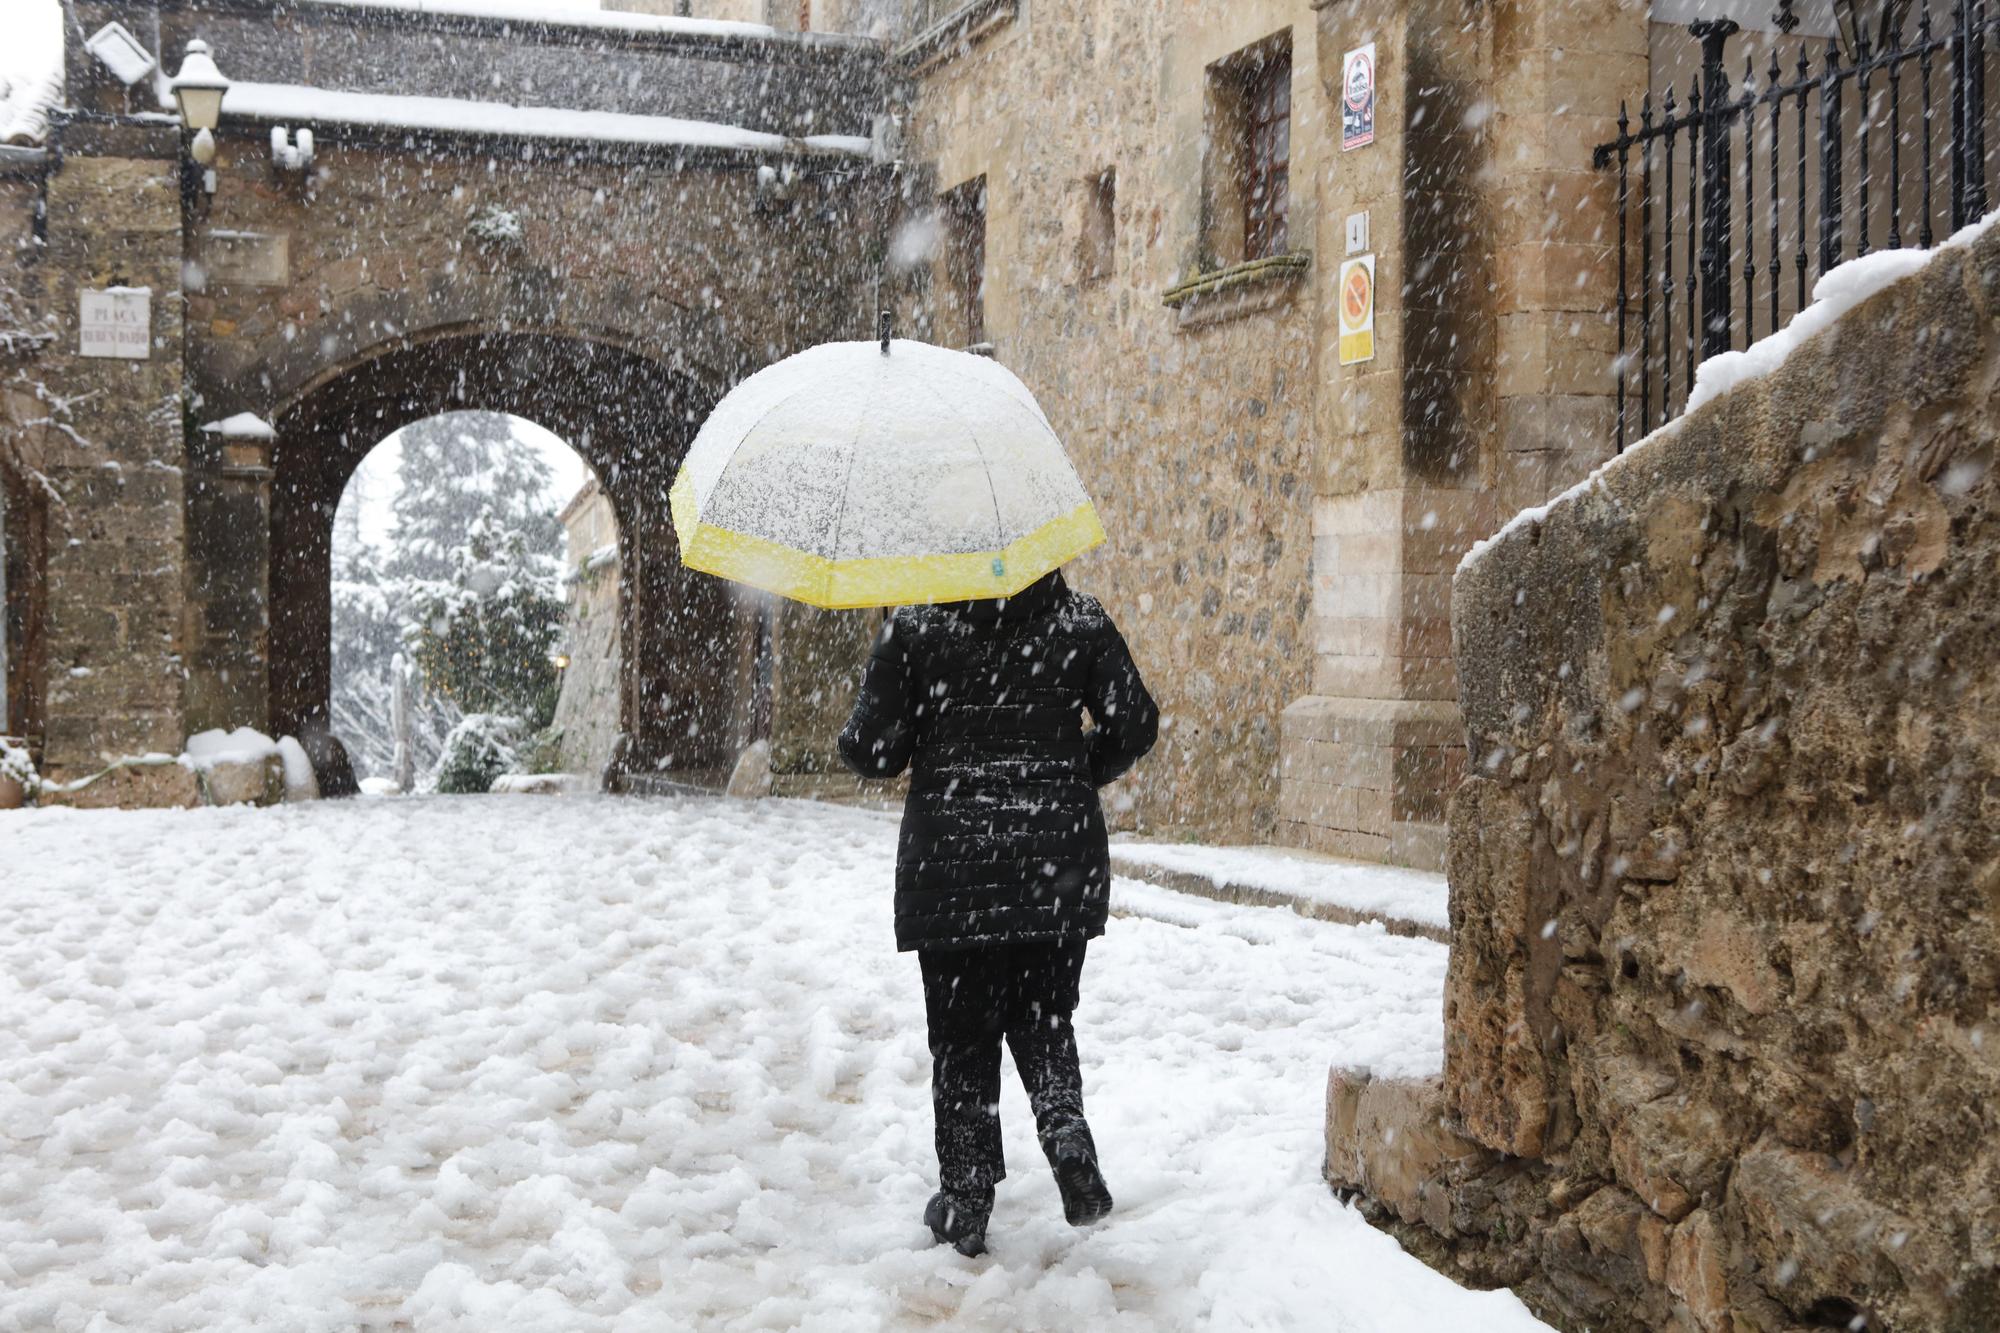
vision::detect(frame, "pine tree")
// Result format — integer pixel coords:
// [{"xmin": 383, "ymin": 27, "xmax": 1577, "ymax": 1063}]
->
[
  {"xmin": 328, "ymin": 412, "xmax": 568, "ymax": 789},
  {"xmin": 391, "ymin": 413, "xmax": 567, "ymax": 786}
]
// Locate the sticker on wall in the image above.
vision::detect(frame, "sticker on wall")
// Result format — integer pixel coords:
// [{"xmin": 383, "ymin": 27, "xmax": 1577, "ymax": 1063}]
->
[
  {"xmin": 1338, "ymin": 254, "xmax": 1375, "ymax": 365},
  {"xmin": 1341, "ymin": 42, "xmax": 1377, "ymax": 151}
]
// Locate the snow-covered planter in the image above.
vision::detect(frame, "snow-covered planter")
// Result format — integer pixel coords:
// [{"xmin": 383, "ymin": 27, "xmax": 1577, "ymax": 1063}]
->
[{"xmin": 0, "ymin": 736, "xmax": 37, "ymax": 808}]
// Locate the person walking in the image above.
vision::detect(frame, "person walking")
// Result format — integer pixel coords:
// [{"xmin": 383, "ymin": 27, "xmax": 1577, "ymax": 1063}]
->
[{"xmin": 837, "ymin": 567, "xmax": 1158, "ymax": 1258}]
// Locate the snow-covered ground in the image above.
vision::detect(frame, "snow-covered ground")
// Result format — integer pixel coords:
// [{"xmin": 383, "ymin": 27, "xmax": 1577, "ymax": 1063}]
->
[{"xmin": 0, "ymin": 796, "xmax": 1548, "ymax": 1331}]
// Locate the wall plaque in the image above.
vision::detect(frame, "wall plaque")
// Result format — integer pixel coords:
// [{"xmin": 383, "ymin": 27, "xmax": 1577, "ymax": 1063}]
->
[
  {"xmin": 203, "ymin": 230, "xmax": 291, "ymax": 287},
  {"xmin": 79, "ymin": 287, "xmax": 151, "ymax": 359}
]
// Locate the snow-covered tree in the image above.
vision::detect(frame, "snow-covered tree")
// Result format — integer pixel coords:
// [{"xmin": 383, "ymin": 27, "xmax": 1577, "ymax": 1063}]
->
[{"xmin": 329, "ymin": 411, "xmax": 568, "ymax": 789}]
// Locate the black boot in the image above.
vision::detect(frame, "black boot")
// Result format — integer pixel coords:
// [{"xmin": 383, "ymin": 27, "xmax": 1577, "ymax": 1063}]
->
[
  {"xmin": 924, "ymin": 1187, "xmax": 993, "ymax": 1257},
  {"xmin": 1051, "ymin": 1133, "xmax": 1112, "ymax": 1227}
]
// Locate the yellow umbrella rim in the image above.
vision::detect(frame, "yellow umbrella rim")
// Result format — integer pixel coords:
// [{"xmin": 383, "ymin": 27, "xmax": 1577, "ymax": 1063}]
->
[{"xmin": 670, "ymin": 470, "xmax": 1104, "ymax": 609}]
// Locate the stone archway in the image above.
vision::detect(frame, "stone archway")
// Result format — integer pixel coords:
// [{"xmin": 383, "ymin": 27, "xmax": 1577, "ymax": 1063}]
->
[{"xmin": 270, "ymin": 329, "xmax": 750, "ymax": 789}]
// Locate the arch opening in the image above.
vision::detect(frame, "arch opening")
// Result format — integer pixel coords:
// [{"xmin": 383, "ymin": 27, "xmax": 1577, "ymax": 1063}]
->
[
  {"xmin": 331, "ymin": 410, "xmax": 598, "ymax": 792},
  {"xmin": 272, "ymin": 331, "xmax": 766, "ymax": 791}
]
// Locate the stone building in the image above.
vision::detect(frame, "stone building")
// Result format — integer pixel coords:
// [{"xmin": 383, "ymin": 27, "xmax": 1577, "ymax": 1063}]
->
[
  {"xmin": 878, "ymin": 0, "xmax": 1644, "ymax": 865},
  {"xmin": 551, "ymin": 476, "xmax": 624, "ymax": 783}
]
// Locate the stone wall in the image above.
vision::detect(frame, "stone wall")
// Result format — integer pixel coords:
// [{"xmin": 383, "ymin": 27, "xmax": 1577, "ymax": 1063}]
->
[
  {"xmin": 13, "ymin": 121, "xmax": 195, "ymax": 802},
  {"xmin": 1331, "ymin": 227, "xmax": 2000, "ymax": 1331}
]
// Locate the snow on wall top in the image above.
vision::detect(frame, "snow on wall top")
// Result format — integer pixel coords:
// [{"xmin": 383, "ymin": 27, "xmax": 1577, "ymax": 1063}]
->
[
  {"xmin": 184, "ymin": 80, "xmax": 871, "ymax": 158},
  {"xmin": 1457, "ymin": 207, "xmax": 2000, "ymax": 581},
  {"xmin": 305, "ymin": 0, "xmax": 881, "ymax": 47}
]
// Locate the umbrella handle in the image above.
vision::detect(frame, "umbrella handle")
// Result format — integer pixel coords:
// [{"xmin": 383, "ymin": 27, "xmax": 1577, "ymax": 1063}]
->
[{"xmin": 879, "ymin": 309, "xmax": 892, "ymax": 354}]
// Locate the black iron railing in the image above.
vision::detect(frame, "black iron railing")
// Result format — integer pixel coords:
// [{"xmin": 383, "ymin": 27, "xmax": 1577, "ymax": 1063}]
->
[{"xmin": 1594, "ymin": 3, "xmax": 2000, "ymax": 449}]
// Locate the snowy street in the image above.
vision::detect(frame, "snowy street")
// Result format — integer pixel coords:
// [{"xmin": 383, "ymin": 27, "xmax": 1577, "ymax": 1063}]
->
[{"xmin": 0, "ymin": 796, "xmax": 1547, "ymax": 1331}]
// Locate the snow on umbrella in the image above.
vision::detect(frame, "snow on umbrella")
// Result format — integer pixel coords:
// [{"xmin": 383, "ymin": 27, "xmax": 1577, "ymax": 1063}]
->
[{"xmin": 670, "ymin": 332, "xmax": 1104, "ymax": 609}]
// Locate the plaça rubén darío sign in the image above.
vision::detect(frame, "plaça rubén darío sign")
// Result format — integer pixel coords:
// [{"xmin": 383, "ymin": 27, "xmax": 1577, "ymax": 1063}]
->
[{"xmin": 79, "ymin": 287, "xmax": 152, "ymax": 360}]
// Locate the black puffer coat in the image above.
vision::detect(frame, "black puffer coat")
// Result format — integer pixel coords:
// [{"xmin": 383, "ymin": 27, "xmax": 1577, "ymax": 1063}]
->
[{"xmin": 837, "ymin": 571, "xmax": 1158, "ymax": 952}]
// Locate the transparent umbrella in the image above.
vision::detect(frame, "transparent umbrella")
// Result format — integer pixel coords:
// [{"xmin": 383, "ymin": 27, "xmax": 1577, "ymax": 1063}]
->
[{"xmin": 671, "ymin": 324, "xmax": 1104, "ymax": 609}]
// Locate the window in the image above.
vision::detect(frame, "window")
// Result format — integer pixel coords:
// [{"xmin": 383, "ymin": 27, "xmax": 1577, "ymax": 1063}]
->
[
  {"xmin": 1244, "ymin": 59, "xmax": 1290, "ymax": 260},
  {"xmin": 1077, "ymin": 168, "xmax": 1116, "ymax": 283},
  {"xmin": 1204, "ymin": 33, "xmax": 1293, "ymax": 268},
  {"xmin": 941, "ymin": 175, "xmax": 987, "ymax": 347}
]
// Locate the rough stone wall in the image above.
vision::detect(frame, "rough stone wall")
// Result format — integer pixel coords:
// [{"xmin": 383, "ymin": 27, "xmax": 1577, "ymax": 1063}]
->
[
  {"xmin": 899, "ymin": 0, "xmax": 1323, "ymax": 840},
  {"xmin": 1426, "ymin": 229, "xmax": 2000, "ymax": 1330},
  {"xmin": 15, "ymin": 123, "xmax": 194, "ymax": 799}
]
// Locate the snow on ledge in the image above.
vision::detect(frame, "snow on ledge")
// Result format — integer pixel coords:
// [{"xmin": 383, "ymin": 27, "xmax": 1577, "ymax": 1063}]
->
[
  {"xmin": 191, "ymin": 81, "xmax": 872, "ymax": 159},
  {"xmin": 1458, "ymin": 207, "xmax": 2000, "ymax": 580},
  {"xmin": 1112, "ymin": 840, "xmax": 1449, "ymax": 930},
  {"xmin": 199, "ymin": 412, "xmax": 276, "ymax": 440}
]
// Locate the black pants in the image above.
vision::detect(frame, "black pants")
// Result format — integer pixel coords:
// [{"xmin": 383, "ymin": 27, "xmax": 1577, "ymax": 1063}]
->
[{"xmin": 917, "ymin": 937, "xmax": 1093, "ymax": 1196}]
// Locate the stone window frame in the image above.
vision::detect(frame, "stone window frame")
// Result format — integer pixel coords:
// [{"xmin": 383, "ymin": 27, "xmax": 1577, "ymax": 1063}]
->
[
  {"xmin": 1075, "ymin": 166, "xmax": 1117, "ymax": 285},
  {"xmin": 894, "ymin": 0, "xmax": 1021, "ymax": 71},
  {"xmin": 1201, "ymin": 29, "xmax": 1295, "ymax": 273},
  {"xmin": 1162, "ymin": 28, "xmax": 1306, "ymax": 331}
]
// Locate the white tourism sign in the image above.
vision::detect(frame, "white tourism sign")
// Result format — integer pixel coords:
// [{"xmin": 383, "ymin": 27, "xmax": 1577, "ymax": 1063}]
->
[{"xmin": 79, "ymin": 287, "xmax": 151, "ymax": 359}]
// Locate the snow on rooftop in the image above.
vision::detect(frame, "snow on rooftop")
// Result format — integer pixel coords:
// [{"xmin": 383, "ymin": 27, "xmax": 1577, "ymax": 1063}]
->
[
  {"xmin": 0, "ymin": 63, "xmax": 59, "ymax": 147},
  {"xmin": 199, "ymin": 412, "xmax": 277, "ymax": 440},
  {"xmin": 309, "ymin": 0, "xmax": 780, "ymax": 42},
  {"xmin": 308, "ymin": 0, "xmax": 886, "ymax": 51},
  {"xmin": 1458, "ymin": 207, "xmax": 2000, "ymax": 581},
  {"xmin": 185, "ymin": 80, "xmax": 871, "ymax": 158}
]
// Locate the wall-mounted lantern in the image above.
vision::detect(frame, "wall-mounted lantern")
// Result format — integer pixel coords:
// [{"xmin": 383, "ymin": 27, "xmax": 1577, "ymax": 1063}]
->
[
  {"xmin": 270, "ymin": 127, "xmax": 314, "ymax": 175},
  {"xmin": 168, "ymin": 39, "xmax": 229, "ymax": 193}
]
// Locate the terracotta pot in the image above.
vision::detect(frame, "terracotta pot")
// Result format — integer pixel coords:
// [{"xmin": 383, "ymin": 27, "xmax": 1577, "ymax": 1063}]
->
[{"xmin": 0, "ymin": 775, "xmax": 22, "ymax": 810}]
